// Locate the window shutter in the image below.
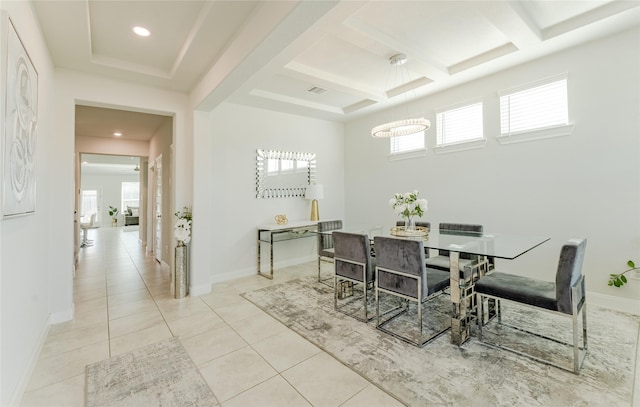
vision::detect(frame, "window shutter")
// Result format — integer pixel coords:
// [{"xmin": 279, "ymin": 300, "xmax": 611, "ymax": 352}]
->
[
  {"xmin": 390, "ymin": 131, "xmax": 425, "ymax": 155},
  {"xmin": 436, "ymin": 102, "xmax": 483, "ymax": 146},
  {"xmin": 500, "ymin": 77, "xmax": 568, "ymax": 136}
]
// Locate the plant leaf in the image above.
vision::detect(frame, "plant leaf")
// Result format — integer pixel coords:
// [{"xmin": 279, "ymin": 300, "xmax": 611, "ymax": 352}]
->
[
  {"xmin": 628, "ymin": 260, "xmax": 636, "ymax": 268},
  {"xmin": 621, "ymin": 275, "xmax": 628, "ymax": 284},
  {"xmin": 614, "ymin": 279, "xmax": 621, "ymax": 287}
]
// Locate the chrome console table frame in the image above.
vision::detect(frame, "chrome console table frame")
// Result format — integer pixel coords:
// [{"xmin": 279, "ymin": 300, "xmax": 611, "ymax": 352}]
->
[{"xmin": 257, "ymin": 221, "xmax": 317, "ymax": 279}]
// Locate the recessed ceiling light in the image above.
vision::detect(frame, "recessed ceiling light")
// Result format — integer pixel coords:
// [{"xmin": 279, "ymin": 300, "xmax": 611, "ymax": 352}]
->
[
  {"xmin": 113, "ymin": 132, "xmax": 122, "ymax": 137},
  {"xmin": 132, "ymin": 26, "xmax": 151, "ymax": 37}
]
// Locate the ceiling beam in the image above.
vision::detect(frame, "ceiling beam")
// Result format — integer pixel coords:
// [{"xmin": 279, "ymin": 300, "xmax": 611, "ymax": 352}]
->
[
  {"xmin": 194, "ymin": 1, "xmax": 345, "ymax": 111},
  {"xmin": 471, "ymin": 1, "xmax": 542, "ymax": 50},
  {"xmin": 284, "ymin": 61, "xmax": 383, "ymax": 102},
  {"xmin": 342, "ymin": 15, "xmax": 450, "ymax": 81}
]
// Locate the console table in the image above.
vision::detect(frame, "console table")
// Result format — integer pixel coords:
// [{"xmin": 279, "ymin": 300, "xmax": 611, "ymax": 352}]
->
[{"xmin": 257, "ymin": 221, "xmax": 317, "ymax": 279}]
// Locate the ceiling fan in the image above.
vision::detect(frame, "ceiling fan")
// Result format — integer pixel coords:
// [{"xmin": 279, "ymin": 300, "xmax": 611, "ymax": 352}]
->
[{"xmin": 134, "ymin": 164, "xmax": 140, "ymax": 172}]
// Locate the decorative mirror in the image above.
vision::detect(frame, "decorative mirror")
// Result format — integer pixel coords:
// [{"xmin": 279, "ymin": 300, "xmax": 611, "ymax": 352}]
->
[{"xmin": 256, "ymin": 149, "xmax": 316, "ymax": 198}]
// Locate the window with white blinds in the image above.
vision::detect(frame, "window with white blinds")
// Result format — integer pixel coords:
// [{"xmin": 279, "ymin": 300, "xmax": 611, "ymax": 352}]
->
[
  {"xmin": 389, "ymin": 130, "xmax": 425, "ymax": 155},
  {"xmin": 121, "ymin": 182, "xmax": 140, "ymax": 210},
  {"xmin": 436, "ymin": 102, "xmax": 483, "ymax": 146},
  {"xmin": 500, "ymin": 77, "xmax": 568, "ymax": 136}
]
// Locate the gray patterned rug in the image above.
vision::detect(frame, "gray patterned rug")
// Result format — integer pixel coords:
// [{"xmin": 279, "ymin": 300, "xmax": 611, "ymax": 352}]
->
[
  {"xmin": 86, "ymin": 337, "xmax": 216, "ymax": 406},
  {"xmin": 242, "ymin": 277, "xmax": 639, "ymax": 406}
]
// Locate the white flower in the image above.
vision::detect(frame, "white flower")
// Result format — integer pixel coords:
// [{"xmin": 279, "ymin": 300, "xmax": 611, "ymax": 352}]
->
[
  {"xmin": 389, "ymin": 190, "xmax": 428, "ymax": 219},
  {"xmin": 175, "ymin": 228, "xmax": 190, "ymax": 243},
  {"xmin": 174, "ymin": 206, "xmax": 192, "ymax": 244},
  {"xmin": 416, "ymin": 198, "xmax": 428, "ymax": 211}
]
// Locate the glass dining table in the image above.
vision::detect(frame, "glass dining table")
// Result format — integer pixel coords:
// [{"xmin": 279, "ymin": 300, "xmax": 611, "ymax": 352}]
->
[{"xmin": 316, "ymin": 225, "xmax": 550, "ymax": 345}]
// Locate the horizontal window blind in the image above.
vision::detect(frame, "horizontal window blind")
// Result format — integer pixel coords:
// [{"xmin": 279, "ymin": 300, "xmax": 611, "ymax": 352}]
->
[
  {"xmin": 390, "ymin": 131, "xmax": 425, "ymax": 154},
  {"xmin": 500, "ymin": 78, "xmax": 568, "ymax": 136},
  {"xmin": 122, "ymin": 182, "xmax": 140, "ymax": 209},
  {"xmin": 436, "ymin": 102, "xmax": 483, "ymax": 146}
]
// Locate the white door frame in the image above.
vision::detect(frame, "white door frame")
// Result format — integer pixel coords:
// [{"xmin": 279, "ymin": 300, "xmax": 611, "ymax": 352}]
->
[{"xmin": 153, "ymin": 155, "xmax": 163, "ymax": 263}]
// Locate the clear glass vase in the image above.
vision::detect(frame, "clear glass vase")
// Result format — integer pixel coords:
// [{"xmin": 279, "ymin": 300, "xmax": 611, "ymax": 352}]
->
[{"xmin": 405, "ymin": 216, "xmax": 416, "ymax": 231}]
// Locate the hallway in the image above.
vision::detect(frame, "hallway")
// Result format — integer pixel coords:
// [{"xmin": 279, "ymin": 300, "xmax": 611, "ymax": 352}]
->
[{"xmin": 20, "ymin": 227, "xmax": 400, "ymax": 406}]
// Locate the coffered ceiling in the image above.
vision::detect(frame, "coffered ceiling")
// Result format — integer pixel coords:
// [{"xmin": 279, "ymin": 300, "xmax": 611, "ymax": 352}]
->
[{"xmin": 34, "ymin": 0, "xmax": 639, "ymax": 125}]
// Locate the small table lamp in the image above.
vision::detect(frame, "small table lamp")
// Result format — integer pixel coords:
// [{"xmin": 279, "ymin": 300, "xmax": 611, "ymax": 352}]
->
[{"xmin": 305, "ymin": 184, "xmax": 324, "ymax": 221}]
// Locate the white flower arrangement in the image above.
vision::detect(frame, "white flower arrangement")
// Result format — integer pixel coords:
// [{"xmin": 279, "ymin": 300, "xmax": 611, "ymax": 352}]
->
[
  {"xmin": 174, "ymin": 206, "xmax": 192, "ymax": 244},
  {"xmin": 389, "ymin": 190, "xmax": 428, "ymax": 220}
]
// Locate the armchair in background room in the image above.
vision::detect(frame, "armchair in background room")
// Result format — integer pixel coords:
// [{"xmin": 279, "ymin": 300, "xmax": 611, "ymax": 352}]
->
[{"xmin": 124, "ymin": 206, "xmax": 140, "ymax": 226}]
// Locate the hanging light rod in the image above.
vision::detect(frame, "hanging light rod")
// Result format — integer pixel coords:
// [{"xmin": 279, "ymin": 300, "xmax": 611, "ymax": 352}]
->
[{"xmin": 371, "ymin": 54, "xmax": 431, "ymax": 138}]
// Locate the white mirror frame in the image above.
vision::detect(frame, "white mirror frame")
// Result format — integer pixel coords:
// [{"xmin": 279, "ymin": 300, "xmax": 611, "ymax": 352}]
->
[{"xmin": 256, "ymin": 149, "xmax": 316, "ymax": 198}]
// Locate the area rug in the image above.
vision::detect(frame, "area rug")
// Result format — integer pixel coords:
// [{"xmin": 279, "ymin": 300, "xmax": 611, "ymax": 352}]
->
[
  {"xmin": 241, "ymin": 276, "xmax": 639, "ymax": 407},
  {"xmin": 86, "ymin": 337, "xmax": 216, "ymax": 407}
]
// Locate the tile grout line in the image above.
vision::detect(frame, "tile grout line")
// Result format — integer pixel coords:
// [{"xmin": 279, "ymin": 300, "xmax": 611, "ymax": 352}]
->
[{"xmin": 119, "ymin": 229, "xmax": 173, "ymax": 341}]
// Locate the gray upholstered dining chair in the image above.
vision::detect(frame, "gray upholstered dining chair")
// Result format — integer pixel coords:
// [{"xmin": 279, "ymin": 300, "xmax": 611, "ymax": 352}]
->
[
  {"xmin": 317, "ymin": 220, "xmax": 343, "ymax": 285},
  {"xmin": 475, "ymin": 238, "xmax": 588, "ymax": 373},
  {"xmin": 373, "ymin": 236, "xmax": 451, "ymax": 346},
  {"xmin": 333, "ymin": 231, "xmax": 376, "ymax": 322},
  {"xmin": 396, "ymin": 220, "xmax": 431, "ymax": 258}
]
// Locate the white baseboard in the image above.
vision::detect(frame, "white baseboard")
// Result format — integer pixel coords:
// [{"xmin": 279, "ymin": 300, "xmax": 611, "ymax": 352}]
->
[
  {"xmin": 587, "ymin": 291, "xmax": 640, "ymax": 316},
  {"xmin": 49, "ymin": 303, "xmax": 75, "ymax": 324},
  {"xmin": 191, "ymin": 255, "xmax": 316, "ymax": 297},
  {"xmin": 190, "ymin": 281, "xmax": 214, "ymax": 297},
  {"xmin": 211, "ymin": 267, "xmax": 256, "ymax": 285},
  {"xmin": 9, "ymin": 316, "xmax": 52, "ymax": 406}
]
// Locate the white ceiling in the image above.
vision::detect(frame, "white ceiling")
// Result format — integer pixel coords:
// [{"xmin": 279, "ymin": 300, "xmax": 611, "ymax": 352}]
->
[
  {"xmin": 80, "ymin": 153, "xmax": 141, "ymax": 176},
  {"xmin": 34, "ymin": 1, "xmax": 640, "ymax": 134}
]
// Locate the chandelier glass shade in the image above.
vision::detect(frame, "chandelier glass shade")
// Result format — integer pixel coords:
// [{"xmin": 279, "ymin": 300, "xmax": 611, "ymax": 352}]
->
[{"xmin": 371, "ymin": 118, "xmax": 431, "ymax": 138}]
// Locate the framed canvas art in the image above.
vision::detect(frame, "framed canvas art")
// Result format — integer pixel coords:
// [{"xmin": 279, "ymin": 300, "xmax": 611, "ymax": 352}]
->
[{"xmin": 1, "ymin": 12, "xmax": 38, "ymax": 218}]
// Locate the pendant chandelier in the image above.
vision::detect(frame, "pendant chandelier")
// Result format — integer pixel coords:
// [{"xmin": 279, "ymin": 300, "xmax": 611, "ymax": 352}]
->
[{"xmin": 371, "ymin": 54, "xmax": 430, "ymax": 138}]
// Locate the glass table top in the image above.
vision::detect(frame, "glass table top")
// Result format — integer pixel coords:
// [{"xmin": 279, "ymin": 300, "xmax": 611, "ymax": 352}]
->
[{"xmin": 316, "ymin": 225, "xmax": 550, "ymax": 260}]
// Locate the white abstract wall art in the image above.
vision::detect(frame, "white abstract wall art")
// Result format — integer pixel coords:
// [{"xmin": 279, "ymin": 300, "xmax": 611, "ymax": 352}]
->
[{"xmin": 1, "ymin": 12, "xmax": 38, "ymax": 218}]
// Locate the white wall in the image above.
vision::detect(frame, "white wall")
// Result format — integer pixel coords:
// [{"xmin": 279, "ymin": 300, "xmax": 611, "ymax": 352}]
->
[
  {"xmin": 344, "ymin": 28, "xmax": 640, "ymax": 305},
  {"xmin": 0, "ymin": 3, "xmax": 57, "ymax": 405},
  {"xmin": 196, "ymin": 103, "xmax": 344, "ymax": 287}
]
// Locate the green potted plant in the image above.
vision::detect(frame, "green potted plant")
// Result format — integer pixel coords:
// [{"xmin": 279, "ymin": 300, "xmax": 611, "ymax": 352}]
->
[
  {"xmin": 608, "ymin": 260, "xmax": 640, "ymax": 287},
  {"xmin": 109, "ymin": 206, "xmax": 119, "ymax": 226}
]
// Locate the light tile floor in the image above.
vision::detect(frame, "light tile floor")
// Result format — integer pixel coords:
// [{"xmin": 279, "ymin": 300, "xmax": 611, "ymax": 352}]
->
[{"xmin": 20, "ymin": 227, "xmax": 403, "ymax": 407}]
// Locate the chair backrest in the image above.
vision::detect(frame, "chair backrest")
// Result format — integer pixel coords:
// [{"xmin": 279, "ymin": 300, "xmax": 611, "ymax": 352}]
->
[
  {"xmin": 374, "ymin": 236, "xmax": 426, "ymax": 299},
  {"xmin": 555, "ymin": 238, "xmax": 587, "ymax": 314},
  {"xmin": 317, "ymin": 220, "xmax": 343, "ymax": 253},
  {"xmin": 333, "ymin": 231, "xmax": 374, "ymax": 283},
  {"xmin": 90, "ymin": 213, "xmax": 96, "ymax": 226},
  {"xmin": 438, "ymin": 223, "xmax": 483, "ymax": 258},
  {"xmin": 396, "ymin": 221, "xmax": 430, "ymax": 228}
]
